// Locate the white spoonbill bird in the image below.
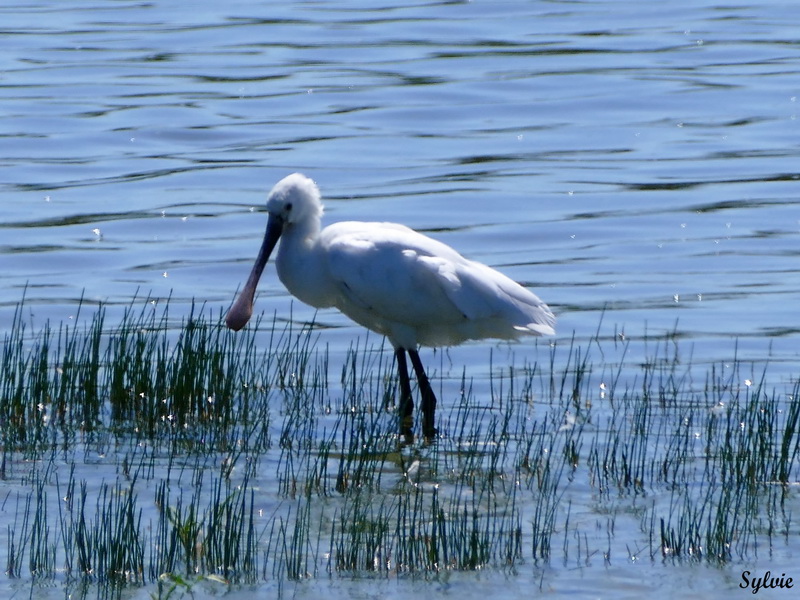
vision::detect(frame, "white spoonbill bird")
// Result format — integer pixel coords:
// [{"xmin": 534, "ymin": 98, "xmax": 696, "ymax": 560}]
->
[{"xmin": 226, "ymin": 173, "xmax": 555, "ymax": 441}]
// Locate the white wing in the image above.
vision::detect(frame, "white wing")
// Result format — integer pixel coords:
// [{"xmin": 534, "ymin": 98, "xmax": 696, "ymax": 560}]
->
[{"xmin": 321, "ymin": 222, "xmax": 555, "ymax": 347}]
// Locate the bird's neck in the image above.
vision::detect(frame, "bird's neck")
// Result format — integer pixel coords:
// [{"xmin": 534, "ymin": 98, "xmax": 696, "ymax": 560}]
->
[
  {"xmin": 284, "ymin": 218, "xmax": 320, "ymax": 249},
  {"xmin": 275, "ymin": 223, "xmax": 332, "ymax": 309}
]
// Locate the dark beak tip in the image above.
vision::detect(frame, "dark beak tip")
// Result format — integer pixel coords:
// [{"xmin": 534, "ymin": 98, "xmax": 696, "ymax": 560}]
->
[{"xmin": 225, "ymin": 304, "xmax": 252, "ymax": 331}]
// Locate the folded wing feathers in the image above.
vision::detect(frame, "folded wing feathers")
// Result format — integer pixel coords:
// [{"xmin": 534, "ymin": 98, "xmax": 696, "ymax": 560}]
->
[{"xmin": 437, "ymin": 256, "xmax": 556, "ymax": 337}]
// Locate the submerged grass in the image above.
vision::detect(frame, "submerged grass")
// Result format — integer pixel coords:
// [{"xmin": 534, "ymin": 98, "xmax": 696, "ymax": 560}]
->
[
  {"xmin": 1, "ymin": 297, "xmax": 800, "ymax": 598},
  {"xmin": 1, "ymin": 296, "xmax": 277, "ymax": 460}
]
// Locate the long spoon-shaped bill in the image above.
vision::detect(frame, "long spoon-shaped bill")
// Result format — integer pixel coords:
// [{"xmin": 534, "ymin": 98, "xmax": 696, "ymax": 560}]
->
[{"xmin": 225, "ymin": 215, "xmax": 283, "ymax": 331}]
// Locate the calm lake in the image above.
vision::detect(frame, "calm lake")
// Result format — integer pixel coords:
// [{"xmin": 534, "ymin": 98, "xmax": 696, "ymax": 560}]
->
[{"xmin": 1, "ymin": 1, "xmax": 799, "ymax": 598}]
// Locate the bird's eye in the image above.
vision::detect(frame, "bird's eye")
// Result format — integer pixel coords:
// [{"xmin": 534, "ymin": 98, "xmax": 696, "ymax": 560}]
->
[{"xmin": 285, "ymin": 202, "xmax": 293, "ymax": 212}]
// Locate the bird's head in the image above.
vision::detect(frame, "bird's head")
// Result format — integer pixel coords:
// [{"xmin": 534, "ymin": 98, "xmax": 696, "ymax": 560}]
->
[
  {"xmin": 266, "ymin": 172, "xmax": 324, "ymax": 227},
  {"xmin": 225, "ymin": 173, "xmax": 323, "ymax": 331}
]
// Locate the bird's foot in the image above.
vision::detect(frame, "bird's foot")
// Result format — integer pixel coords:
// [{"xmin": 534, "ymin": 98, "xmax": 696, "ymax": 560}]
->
[
  {"xmin": 399, "ymin": 414, "xmax": 415, "ymax": 446},
  {"xmin": 422, "ymin": 427, "xmax": 438, "ymax": 444},
  {"xmin": 422, "ymin": 411, "xmax": 437, "ymax": 443}
]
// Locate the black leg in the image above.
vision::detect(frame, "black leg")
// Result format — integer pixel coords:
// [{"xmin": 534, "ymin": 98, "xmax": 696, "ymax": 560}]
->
[
  {"xmin": 395, "ymin": 348, "xmax": 414, "ymax": 443},
  {"xmin": 408, "ymin": 349, "xmax": 437, "ymax": 440}
]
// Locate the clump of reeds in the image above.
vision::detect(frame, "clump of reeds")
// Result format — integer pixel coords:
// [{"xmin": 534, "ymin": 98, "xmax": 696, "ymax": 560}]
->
[{"xmin": 1, "ymin": 295, "xmax": 282, "ymax": 464}]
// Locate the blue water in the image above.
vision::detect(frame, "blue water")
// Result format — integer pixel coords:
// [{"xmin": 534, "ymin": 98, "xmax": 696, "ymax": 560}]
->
[{"xmin": 1, "ymin": 1, "xmax": 799, "ymax": 598}]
